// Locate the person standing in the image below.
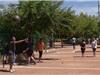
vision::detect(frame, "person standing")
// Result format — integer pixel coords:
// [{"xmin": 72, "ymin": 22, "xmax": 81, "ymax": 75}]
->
[
  {"xmin": 49, "ymin": 38, "xmax": 53, "ymax": 48},
  {"xmin": 91, "ymin": 38, "xmax": 97, "ymax": 56},
  {"xmin": 36, "ymin": 38, "xmax": 45, "ymax": 63},
  {"xmin": 80, "ymin": 40, "xmax": 86, "ymax": 57},
  {"xmin": 2, "ymin": 43, "xmax": 9, "ymax": 68},
  {"xmin": 88, "ymin": 38, "xmax": 91, "ymax": 44},
  {"xmin": 61, "ymin": 39, "xmax": 64, "ymax": 48},
  {"xmin": 8, "ymin": 36, "xmax": 25, "ymax": 72},
  {"xmin": 72, "ymin": 37, "xmax": 76, "ymax": 49}
]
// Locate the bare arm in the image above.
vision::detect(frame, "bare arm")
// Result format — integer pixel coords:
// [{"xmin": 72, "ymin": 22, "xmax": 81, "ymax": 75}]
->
[
  {"xmin": 15, "ymin": 39, "xmax": 25, "ymax": 44},
  {"xmin": 11, "ymin": 39, "xmax": 25, "ymax": 44},
  {"xmin": 23, "ymin": 48, "xmax": 29, "ymax": 53}
]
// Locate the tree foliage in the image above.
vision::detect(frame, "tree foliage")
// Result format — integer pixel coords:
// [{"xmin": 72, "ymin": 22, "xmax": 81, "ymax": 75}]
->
[{"xmin": 0, "ymin": 1, "xmax": 99, "ymax": 44}]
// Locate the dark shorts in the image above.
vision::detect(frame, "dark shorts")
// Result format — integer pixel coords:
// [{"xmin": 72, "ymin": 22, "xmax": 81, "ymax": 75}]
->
[
  {"xmin": 8, "ymin": 55, "xmax": 14, "ymax": 64},
  {"xmin": 92, "ymin": 48, "xmax": 96, "ymax": 52},
  {"xmin": 81, "ymin": 48, "xmax": 85, "ymax": 53},
  {"xmin": 73, "ymin": 43, "xmax": 75, "ymax": 45},
  {"xmin": 8, "ymin": 51, "xmax": 14, "ymax": 64},
  {"xmin": 26, "ymin": 49, "xmax": 33, "ymax": 57}
]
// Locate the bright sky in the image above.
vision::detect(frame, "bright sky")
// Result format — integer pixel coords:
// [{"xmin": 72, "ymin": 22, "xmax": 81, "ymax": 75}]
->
[
  {"xmin": 64, "ymin": 0, "xmax": 96, "ymax": 1},
  {"xmin": 0, "ymin": 0, "xmax": 98, "ymax": 16},
  {"xmin": 0, "ymin": 0, "xmax": 97, "ymax": 2},
  {"xmin": 63, "ymin": 0, "xmax": 98, "ymax": 16},
  {"xmin": 0, "ymin": 0, "xmax": 18, "ymax": 1},
  {"xmin": 0, "ymin": 0, "xmax": 18, "ymax": 5}
]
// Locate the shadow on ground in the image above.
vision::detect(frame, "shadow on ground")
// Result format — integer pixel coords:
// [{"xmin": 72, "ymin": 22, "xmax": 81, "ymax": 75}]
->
[
  {"xmin": 75, "ymin": 51, "xmax": 100, "ymax": 53},
  {"xmin": 0, "ymin": 69, "xmax": 9, "ymax": 72},
  {"xmin": 35, "ymin": 58, "xmax": 59, "ymax": 60},
  {"xmin": 87, "ymin": 46, "xmax": 100, "ymax": 48},
  {"xmin": 73, "ymin": 55, "xmax": 95, "ymax": 58}
]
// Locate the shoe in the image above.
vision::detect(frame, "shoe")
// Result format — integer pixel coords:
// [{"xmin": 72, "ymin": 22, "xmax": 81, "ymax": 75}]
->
[
  {"xmin": 12, "ymin": 69, "xmax": 15, "ymax": 72},
  {"xmin": 13, "ymin": 63, "xmax": 17, "ymax": 65},
  {"xmin": 10, "ymin": 69, "xmax": 14, "ymax": 73},
  {"xmin": 33, "ymin": 62, "xmax": 36, "ymax": 65},
  {"xmin": 9, "ymin": 69, "xmax": 15, "ymax": 72},
  {"xmin": 38, "ymin": 60, "xmax": 43, "ymax": 63},
  {"xmin": 32, "ymin": 60, "xmax": 36, "ymax": 64}
]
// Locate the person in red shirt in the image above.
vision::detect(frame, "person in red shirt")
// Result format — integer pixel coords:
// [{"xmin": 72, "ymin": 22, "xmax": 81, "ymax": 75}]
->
[{"xmin": 36, "ymin": 38, "xmax": 45, "ymax": 63}]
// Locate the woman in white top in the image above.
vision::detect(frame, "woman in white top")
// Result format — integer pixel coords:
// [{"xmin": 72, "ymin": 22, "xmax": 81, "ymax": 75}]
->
[{"xmin": 91, "ymin": 38, "xmax": 97, "ymax": 56}]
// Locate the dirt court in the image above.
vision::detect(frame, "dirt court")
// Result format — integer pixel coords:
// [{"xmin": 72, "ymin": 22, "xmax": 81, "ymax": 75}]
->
[{"xmin": 0, "ymin": 44, "xmax": 100, "ymax": 75}]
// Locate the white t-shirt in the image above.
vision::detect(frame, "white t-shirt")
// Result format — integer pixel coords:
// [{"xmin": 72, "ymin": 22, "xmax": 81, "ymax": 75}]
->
[
  {"xmin": 91, "ymin": 40, "xmax": 97, "ymax": 48},
  {"xmin": 72, "ymin": 37, "xmax": 76, "ymax": 43}
]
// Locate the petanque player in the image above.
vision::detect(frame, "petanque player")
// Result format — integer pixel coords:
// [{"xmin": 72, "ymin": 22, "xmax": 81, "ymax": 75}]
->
[
  {"xmin": 23, "ymin": 38, "xmax": 36, "ymax": 65},
  {"xmin": 36, "ymin": 38, "xmax": 45, "ymax": 63},
  {"xmin": 8, "ymin": 36, "xmax": 25, "ymax": 72}
]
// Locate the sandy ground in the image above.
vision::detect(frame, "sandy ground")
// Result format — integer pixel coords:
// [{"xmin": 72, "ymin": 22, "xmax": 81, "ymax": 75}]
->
[{"xmin": 0, "ymin": 44, "xmax": 100, "ymax": 75}]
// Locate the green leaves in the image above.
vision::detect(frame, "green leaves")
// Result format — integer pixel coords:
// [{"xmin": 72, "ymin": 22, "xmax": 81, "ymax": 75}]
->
[{"xmin": 0, "ymin": 1, "xmax": 99, "ymax": 43}]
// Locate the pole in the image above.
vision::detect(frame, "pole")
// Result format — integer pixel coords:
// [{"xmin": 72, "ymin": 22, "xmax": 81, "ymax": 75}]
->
[{"xmin": 98, "ymin": 0, "xmax": 100, "ymax": 18}]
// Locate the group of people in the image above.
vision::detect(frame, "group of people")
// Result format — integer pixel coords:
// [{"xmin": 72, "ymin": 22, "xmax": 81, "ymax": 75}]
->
[
  {"xmin": 1, "ymin": 36, "xmax": 99, "ymax": 72},
  {"xmin": 80, "ymin": 38, "xmax": 97, "ymax": 57},
  {"xmin": 2, "ymin": 36, "xmax": 45, "ymax": 72},
  {"xmin": 72, "ymin": 37, "xmax": 98, "ymax": 57}
]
